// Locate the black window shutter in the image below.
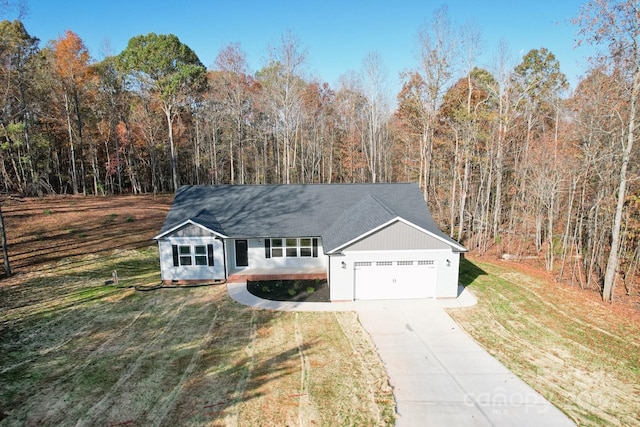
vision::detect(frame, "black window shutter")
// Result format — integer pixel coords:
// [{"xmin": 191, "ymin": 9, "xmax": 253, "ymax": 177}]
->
[
  {"xmin": 312, "ymin": 238, "xmax": 318, "ymax": 257},
  {"xmin": 207, "ymin": 244, "xmax": 214, "ymax": 266},
  {"xmin": 172, "ymin": 245, "xmax": 179, "ymax": 266},
  {"xmin": 264, "ymin": 239, "xmax": 271, "ymax": 258}
]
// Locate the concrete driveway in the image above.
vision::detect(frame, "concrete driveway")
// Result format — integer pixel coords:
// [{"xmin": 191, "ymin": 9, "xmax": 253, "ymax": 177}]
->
[
  {"xmin": 227, "ymin": 283, "xmax": 575, "ymax": 426},
  {"xmin": 355, "ymin": 296, "xmax": 575, "ymax": 426}
]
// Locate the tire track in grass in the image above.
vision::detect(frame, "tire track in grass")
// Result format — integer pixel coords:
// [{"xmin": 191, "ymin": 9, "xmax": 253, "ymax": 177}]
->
[
  {"xmin": 14, "ymin": 304, "xmax": 150, "ymax": 426},
  {"xmin": 17, "ymin": 291, "xmax": 176, "ymax": 425},
  {"xmin": 5, "ymin": 299, "xmax": 80, "ymax": 342},
  {"xmin": 294, "ymin": 312, "xmax": 315, "ymax": 426},
  {"xmin": 225, "ymin": 309, "xmax": 257, "ymax": 427},
  {"xmin": 1, "ymin": 286, "xmax": 123, "ymax": 324},
  {"xmin": 0, "ymin": 321, "xmax": 95, "ymax": 375},
  {"xmin": 482, "ymin": 271, "xmax": 639, "ymax": 425},
  {"xmin": 334, "ymin": 311, "xmax": 395, "ymax": 425},
  {"xmin": 73, "ymin": 293, "xmax": 191, "ymax": 427},
  {"xmin": 2, "ymin": 289, "xmax": 132, "ymax": 372},
  {"xmin": 1, "ymin": 290, "xmax": 153, "ymax": 422},
  {"xmin": 1, "ymin": 287, "xmax": 132, "ymax": 365},
  {"xmin": 145, "ymin": 302, "xmax": 221, "ymax": 426},
  {"xmin": 496, "ymin": 271, "xmax": 640, "ymax": 349}
]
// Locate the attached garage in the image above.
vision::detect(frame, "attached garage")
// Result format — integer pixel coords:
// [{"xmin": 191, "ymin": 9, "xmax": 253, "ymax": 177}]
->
[
  {"xmin": 354, "ymin": 259, "xmax": 437, "ymax": 300},
  {"xmin": 328, "ymin": 219, "xmax": 466, "ymax": 301}
]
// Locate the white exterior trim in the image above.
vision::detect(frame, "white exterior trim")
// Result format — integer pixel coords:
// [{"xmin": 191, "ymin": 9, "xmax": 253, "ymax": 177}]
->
[
  {"xmin": 153, "ymin": 219, "xmax": 228, "ymax": 240},
  {"xmin": 228, "ymin": 238, "xmax": 329, "ymax": 273}
]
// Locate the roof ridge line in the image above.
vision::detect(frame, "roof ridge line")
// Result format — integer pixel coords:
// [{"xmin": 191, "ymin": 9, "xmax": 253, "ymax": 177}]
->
[{"xmin": 368, "ymin": 193, "xmax": 397, "ymax": 217}]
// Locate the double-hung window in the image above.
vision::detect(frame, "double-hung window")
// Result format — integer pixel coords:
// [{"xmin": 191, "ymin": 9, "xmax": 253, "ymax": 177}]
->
[
  {"xmin": 270, "ymin": 238, "xmax": 283, "ymax": 257},
  {"xmin": 265, "ymin": 238, "xmax": 318, "ymax": 258},
  {"xmin": 299, "ymin": 238, "xmax": 312, "ymax": 257},
  {"xmin": 172, "ymin": 244, "xmax": 214, "ymax": 267},
  {"xmin": 286, "ymin": 239, "xmax": 298, "ymax": 257},
  {"xmin": 194, "ymin": 245, "xmax": 208, "ymax": 265},
  {"xmin": 179, "ymin": 245, "xmax": 193, "ymax": 265}
]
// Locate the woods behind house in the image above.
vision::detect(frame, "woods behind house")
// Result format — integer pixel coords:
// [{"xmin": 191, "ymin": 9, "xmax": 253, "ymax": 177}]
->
[{"xmin": 0, "ymin": 2, "xmax": 639, "ymax": 302}]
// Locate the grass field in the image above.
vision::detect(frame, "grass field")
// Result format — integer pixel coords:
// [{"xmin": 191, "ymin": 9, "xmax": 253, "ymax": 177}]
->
[
  {"xmin": 450, "ymin": 258, "xmax": 640, "ymax": 427},
  {"xmin": 0, "ymin": 247, "xmax": 394, "ymax": 426}
]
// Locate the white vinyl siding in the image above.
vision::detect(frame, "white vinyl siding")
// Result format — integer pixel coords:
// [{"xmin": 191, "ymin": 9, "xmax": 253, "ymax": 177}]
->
[
  {"xmin": 240, "ymin": 238, "xmax": 328, "ymax": 271},
  {"xmin": 158, "ymin": 237, "xmax": 225, "ymax": 282}
]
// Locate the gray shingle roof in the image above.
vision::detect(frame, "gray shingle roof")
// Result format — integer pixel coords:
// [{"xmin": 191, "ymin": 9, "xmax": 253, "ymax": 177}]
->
[
  {"xmin": 156, "ymin": 183, "xmax": 465, "ymax": 252},
  {"xmin": 321, "ymin": 194, "xmax": 396, "ymax": 251}
]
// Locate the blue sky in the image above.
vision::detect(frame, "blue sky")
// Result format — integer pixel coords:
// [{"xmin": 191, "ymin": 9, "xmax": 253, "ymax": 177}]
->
[{"xmin": 23, "ymin": 0, "xmax": 592, "ymax": 95}]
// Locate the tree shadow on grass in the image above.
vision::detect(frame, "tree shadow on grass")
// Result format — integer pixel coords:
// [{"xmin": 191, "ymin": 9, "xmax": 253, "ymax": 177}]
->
[{"xmin": 0, "ymin": 286, "xmax": 324, "ymax": 426}]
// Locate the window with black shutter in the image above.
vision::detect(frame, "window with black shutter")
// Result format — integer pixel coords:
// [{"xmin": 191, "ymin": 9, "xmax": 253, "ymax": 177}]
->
[
  {"xmin": 172, "ymin": 243, "xmax": 215, "ymax": 267},
  {"xmin": 264, "ymin": 238, "xmax": 319, "ymax": 258}
]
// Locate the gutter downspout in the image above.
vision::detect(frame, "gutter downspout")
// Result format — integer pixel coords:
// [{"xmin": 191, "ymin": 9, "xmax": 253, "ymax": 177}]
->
[{"xmin": 221, "ymin": 237, "xmax": 228, "ymax": 280}]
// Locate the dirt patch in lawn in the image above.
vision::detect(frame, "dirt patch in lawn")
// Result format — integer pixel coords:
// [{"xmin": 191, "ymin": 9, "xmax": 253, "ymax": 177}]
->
[
  {"xmin": 0, "ymin": 194, "xmax": 173, "ymax": 276},
  {"xmin": 247, "ymin": 279, "xmax": 330, "ymax": 302}
]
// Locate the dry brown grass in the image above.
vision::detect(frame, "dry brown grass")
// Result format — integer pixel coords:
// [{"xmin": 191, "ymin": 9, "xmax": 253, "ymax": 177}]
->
[
  {"xmin": 0, "ymin": 195, "xmax": 395, "ymax": 426},
  {"xmin": 450, "ymin": 258, "xmax": 640, "ymax": 427}
]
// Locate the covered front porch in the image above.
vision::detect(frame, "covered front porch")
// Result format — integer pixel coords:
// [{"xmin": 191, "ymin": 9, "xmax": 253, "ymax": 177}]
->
[{"xmin": 227, "ymin": 266, "xmax": 327, "ymax": 283}]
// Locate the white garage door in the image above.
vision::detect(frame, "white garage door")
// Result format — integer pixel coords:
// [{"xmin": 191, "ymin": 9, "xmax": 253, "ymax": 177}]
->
[{"xmin": 354, "ymin": 260, "xmax": 436, "ymax": 300}]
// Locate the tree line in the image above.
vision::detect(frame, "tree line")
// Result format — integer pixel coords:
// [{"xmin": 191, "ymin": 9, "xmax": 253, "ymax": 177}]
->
[{"xmin": 0, "ymin": 1, "xmax": 638, "ymax": 302}]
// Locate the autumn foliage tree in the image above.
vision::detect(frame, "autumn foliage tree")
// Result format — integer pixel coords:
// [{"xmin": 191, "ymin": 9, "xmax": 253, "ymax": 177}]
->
[
  {"xmin": 50, "ymin": 30, "xmax": 92, "ymax": 195},
  {"xmin": 0, "ymin": 20, "xmax": 40, "ymax": 194},
  {"xmin": 211, "ymin": 43, "xmax": 253, "ymax": 184}
]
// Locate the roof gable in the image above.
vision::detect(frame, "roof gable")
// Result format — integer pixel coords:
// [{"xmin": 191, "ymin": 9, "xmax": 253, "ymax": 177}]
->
[{"xmin": 336, "ymin": 218, "xmax": 458, "ymax": 252}]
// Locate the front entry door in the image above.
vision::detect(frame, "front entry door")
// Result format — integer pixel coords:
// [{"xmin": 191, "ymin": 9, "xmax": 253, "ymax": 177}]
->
[{"xmin": 235, "ymin": 240, "xmax": 248, "ymax": 267}]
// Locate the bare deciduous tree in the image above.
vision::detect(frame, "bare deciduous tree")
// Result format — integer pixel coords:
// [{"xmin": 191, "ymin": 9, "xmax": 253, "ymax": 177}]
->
[{"xmin": 575, "ymin": 0, "xmax": 640, "ymax": 302}]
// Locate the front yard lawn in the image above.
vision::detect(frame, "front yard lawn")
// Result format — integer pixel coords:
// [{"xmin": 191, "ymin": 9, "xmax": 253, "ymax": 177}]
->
[{"xmin": 0, "ymin": 249, "xmax": 394, "ymax": 426}]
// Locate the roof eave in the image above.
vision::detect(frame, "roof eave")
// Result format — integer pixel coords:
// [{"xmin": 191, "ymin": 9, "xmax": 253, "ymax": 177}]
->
[{"xmin": 153, "ymin": 219, "xmax": 228, "ymax": 240}]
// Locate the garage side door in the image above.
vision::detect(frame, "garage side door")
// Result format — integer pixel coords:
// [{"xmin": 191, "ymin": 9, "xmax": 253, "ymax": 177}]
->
[{"xmin": 354, "ymin": 260, "xmax": 436, "ymax": 300}]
